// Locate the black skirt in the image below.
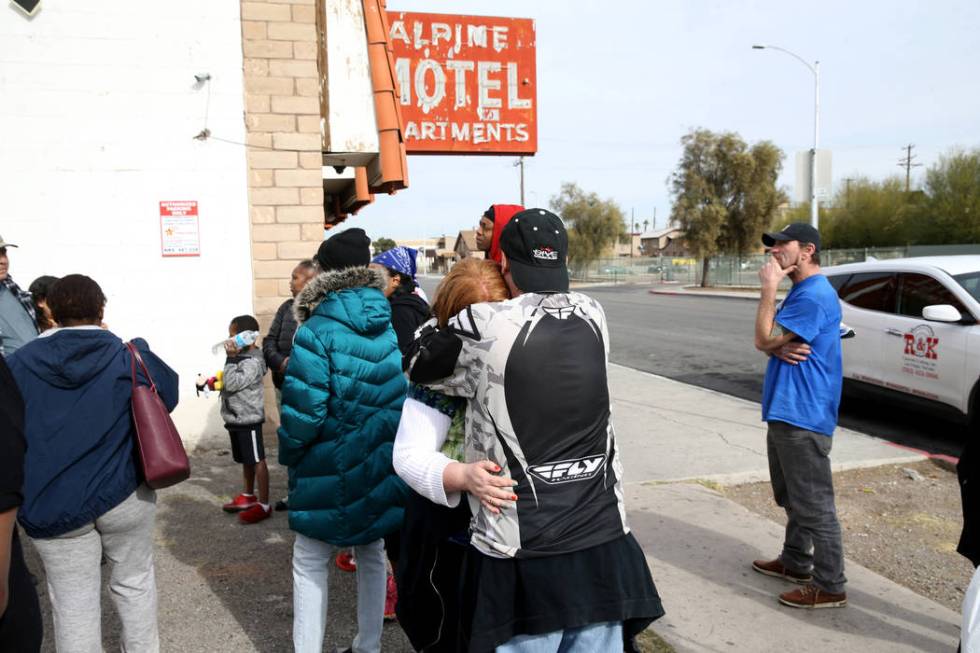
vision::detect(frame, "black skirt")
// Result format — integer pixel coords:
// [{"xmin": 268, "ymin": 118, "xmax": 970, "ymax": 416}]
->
[
  {"xmin": 397, "ymin": 492, "xmax": 473, "ymax": 652},
  {"xmin": 460, "ymin": 532, "xmax": 664, "ymax": 653}
]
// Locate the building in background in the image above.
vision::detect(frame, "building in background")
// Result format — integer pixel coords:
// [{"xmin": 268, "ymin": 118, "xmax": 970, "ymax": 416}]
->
[
  {"xmin": 612, "ymin": 233, "xmax": 644, "ymax": 257},
  {"xmin": 640, "ymin": 226, "xmax": 688, "ymax": 257},
  {"xmin": 453, "ymin": 230, "xmax": 483, "ymax": 260}
]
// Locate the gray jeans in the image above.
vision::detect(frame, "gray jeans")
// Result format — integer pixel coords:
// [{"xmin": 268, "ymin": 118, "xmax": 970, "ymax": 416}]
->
[
  {"xmin": 767, "ymin": 421, "xmax": 847, "ymax": 594},
  {"xmin": 32, "ymin": 485, "xmax": 159, "ymax": 653},
  {"xmin": 292, "ymin": 534, "xmax": 386, "ymax": 653}
]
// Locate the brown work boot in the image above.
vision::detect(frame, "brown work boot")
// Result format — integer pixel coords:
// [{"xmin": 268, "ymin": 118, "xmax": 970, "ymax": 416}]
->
[
  {"xmin": 751, "ymin": 558, "xmax": 813, "ymax": 584},
  {"xmin": 779, "ymin": 584, "xmax": 847, "ymax": 609}
]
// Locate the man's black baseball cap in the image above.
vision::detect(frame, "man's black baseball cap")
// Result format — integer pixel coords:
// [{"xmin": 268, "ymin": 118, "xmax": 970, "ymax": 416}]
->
[
  {"xmin": 498, "ymin": 208, "xmax": 569, "ymax": 293},
  {"xmin": 762, "ymin": 223, "xmax": 821, "ymax": 251}
]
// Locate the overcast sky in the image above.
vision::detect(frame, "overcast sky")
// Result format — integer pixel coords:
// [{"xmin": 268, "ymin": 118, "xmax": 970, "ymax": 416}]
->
[{"xmin": 353, "ymin": 0, "xmax": 980, "ymax": 240}]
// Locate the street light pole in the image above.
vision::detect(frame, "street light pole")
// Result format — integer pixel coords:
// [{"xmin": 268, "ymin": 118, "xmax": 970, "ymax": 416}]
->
[{"xmin": 752, "ymin": 44, "xmax": 820, "ymax": 228}]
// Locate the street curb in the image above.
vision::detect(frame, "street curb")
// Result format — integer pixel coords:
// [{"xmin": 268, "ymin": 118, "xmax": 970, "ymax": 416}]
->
[
  {"xmin": 648, "ymin": 288, "xmax": 778, "ymax": 301},
  {"xmin": 629, "ymin": 454, "xmax": 930, "ymax": 488}
]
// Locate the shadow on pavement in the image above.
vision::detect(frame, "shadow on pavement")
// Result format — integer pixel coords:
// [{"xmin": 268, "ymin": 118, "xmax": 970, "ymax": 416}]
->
[
  {"xmin": 629, "ymin": 506, "xmax": 959, "ymax": 652},
  {"xmin": 156, "ymin": 448, "xmax": 413, "ymax": 652}
]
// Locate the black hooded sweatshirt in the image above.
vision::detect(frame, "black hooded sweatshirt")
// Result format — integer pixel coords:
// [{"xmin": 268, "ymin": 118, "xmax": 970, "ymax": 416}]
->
[{"xmin": 390, "ymin": 292, "xmax": 430, "ymax": 355}]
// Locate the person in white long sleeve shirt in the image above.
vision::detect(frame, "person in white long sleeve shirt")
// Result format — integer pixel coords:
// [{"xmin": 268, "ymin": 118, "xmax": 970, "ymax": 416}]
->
[{"xmin": 392, "ymin": 257, "xmax": 511, "ymax": 652}]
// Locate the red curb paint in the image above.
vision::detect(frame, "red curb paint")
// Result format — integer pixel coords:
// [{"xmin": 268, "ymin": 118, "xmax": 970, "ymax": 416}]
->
[{"xmin": 884, "ymin": 441, "xmax": 959, "ymax": 465}]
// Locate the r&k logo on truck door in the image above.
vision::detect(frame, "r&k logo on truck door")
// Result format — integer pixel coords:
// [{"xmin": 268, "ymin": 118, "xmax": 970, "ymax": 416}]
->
[{"xmin": 904, "ymin": 324, "xmax": 939, "ymax": 360}]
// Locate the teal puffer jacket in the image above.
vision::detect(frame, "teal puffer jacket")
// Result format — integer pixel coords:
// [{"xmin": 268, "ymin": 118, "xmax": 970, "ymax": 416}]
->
[{"xmin": 278, "ymin": 267, "xmax": 408, "ymax": 546}]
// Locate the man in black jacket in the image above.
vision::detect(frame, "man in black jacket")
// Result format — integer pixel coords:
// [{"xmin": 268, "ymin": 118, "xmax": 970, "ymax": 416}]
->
[
  {"xmin": 263, "ymin": 260, "xmax": 317, "ymax": 398},
  {"xmin": 0, "ymin": 355, "xmax": 42, "ymax": 651}
]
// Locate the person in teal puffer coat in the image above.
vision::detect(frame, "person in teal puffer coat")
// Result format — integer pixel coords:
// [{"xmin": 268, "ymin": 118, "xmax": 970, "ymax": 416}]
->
[{"xmin": 278, "ymin": 228, "xmax": 408, "ymax": 653}]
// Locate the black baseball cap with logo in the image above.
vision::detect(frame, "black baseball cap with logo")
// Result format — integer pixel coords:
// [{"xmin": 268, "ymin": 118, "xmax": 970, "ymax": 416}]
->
[
  {"xmin": 762, "ymin": 223, "xmax": 821, "ymax": 251},
  {"xmin": 498, "ymin": 208, "xmax": 569, "ymax": 293}
]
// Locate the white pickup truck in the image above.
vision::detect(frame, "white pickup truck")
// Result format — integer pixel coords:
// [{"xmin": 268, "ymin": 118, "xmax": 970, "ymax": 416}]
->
[{"xmin": 823, "ymin": 255, "xmax": 980, "ymax": 425}]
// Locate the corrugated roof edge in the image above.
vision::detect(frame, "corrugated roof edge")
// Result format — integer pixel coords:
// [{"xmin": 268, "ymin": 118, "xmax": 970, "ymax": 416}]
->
[{"xmin": 363, "ymin": 0, "xmax": 409, "ymax": 195}]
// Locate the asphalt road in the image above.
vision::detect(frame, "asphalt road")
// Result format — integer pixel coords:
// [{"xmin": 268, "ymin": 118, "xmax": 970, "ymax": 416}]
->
[
  {"xmin": 419, "ymin": 276, "xmax": 968, "ymax": 457},
  {"xmin": 583, "ymin": 284, "xmax": 969, "ymax": 458}
]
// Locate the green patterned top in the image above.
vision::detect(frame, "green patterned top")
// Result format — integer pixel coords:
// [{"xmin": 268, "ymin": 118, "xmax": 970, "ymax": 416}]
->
[{"xmin": 407, "ymin": 383, "xmax": 466, "ymax": 462}]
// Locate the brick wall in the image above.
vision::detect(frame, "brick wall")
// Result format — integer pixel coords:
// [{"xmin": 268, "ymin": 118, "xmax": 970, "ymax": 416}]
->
[
  {"xmin": 240, "ymin": 0, "xmax": 325, "ymax": 426},
  {"xmin": 241, "ymin": 0, "xmax": 324, "ymax": 322}
]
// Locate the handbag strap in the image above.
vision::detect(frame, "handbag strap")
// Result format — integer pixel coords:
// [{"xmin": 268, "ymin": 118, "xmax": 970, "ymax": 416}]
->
[{"xmin": 126, "ymin": 342, "xmax": 157, "ymax": 392}]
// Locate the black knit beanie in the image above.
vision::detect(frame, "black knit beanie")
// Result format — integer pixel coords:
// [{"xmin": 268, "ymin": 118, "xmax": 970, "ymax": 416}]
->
[{"xmin": 315, "ymin": 228, "xmax": 371, "ymax": 271}]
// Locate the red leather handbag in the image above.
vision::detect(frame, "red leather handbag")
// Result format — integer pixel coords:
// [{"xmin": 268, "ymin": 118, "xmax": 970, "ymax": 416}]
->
[{"xmin": 126, "ymin": 342, "xmax": 190, "ymax": 489}]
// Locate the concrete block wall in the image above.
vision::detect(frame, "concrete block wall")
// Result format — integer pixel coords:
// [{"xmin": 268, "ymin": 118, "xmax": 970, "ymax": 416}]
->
[
  {"xmin": 240, "ymin": 0, "xmax": 326, "ymax": 428},
  {"xmin": 241, "ymin": 0, "xmax": 325, "ymax": 322}
]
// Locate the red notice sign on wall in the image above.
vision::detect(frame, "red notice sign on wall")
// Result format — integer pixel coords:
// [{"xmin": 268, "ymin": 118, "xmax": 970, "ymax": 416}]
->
[
  {"xmin": 387, "ymin": 11, "xmax": 537, "ymax": 155},
  {"xmin": 160, "ymin": 201, "xmax": 200, "ymax": 257}
]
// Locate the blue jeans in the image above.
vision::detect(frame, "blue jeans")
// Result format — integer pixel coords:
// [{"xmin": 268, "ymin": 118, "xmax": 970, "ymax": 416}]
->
[
  {"xmin": 767, "ymin": 421, "xmax": 847, "ymax": 594},
  {"xmin": 292, "ymin": 533, "xmax": 387, "ymax": 653},
  {"xmin": 495, "ymin": 621, "xmax": 622, "ymax": 653}
]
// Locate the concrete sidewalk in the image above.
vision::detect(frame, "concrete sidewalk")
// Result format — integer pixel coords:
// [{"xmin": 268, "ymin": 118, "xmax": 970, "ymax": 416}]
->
[
  {"xmin": 609, "ymin": 364, "xmax": 925, "ymax": 486},
  {"xmin": 608, "ymin": 363, "xmax": 960, "ymax": 652},
  {"xmin": 26, "ymin": 362, "xmax": 960, "ymax": 652},
  {"xmin": 649, "ymin": 285, "xmax": 785, "ymax": 301}
]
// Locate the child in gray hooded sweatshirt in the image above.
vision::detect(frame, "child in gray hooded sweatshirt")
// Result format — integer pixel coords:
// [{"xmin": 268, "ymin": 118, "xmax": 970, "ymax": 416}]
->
[{"xmin": 220, "ymin": 314, "xmax": 271, "ymax": 524}]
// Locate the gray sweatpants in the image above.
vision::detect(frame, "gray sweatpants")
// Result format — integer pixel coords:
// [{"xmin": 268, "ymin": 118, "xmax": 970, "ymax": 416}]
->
[
  {"xmin": 767, "ymin": 421, "xmax": 847, "ymax": 594},
  {"xmin": 32, "ymin": 485, "xmax": 159, "ymax": 653}
]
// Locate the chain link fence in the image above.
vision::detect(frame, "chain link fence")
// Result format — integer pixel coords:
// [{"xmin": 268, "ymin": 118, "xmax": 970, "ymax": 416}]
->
[{"xmin": 570, "ymin": 244, "xmax": 980, "ymax": 287}]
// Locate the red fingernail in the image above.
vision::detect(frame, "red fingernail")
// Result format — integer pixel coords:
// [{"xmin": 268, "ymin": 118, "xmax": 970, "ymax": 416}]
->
[{"xmin": 494, "ymin": 465, "xmax": 501, "ymax": 472}]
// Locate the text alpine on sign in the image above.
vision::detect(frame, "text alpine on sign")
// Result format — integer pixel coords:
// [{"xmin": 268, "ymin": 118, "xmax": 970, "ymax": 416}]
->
[{"xmin": 387, "ymin": 11, "xmax": 537, "ymax": 155}]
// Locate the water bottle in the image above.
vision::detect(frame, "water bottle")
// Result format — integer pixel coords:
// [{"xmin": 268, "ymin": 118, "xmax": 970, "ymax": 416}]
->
[{"xmin": 212, "ymin": 330, "xmax": 260, "ymax": 355}]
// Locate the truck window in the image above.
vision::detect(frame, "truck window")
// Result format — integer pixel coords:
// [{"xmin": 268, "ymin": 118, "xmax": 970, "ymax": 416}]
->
[
  {"xmin": 898, "ymin": 273, "xmax": 966, "ymax": 318},
  {"xmin": 827, "ymin": 274, "xmax": 851, "ymax": 294},
  {"xmin": 838, "ymin": 272, "xmax": 897, "ymax": 313}
]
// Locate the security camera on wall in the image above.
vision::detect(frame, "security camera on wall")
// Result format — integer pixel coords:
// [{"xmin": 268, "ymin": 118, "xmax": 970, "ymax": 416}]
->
[{"xmin": 11, "ymin": 0, "xmax": 41, "ymax": 16}]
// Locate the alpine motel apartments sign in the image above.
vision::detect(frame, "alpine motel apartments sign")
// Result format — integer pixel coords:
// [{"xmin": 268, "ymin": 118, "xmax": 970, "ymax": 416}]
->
[{"xmin": 387, "ymin": 11, "xmax": 537, "ymax": 155}]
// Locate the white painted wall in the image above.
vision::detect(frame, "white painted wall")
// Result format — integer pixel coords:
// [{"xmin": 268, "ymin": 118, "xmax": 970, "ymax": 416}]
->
[{"xmin": 0, "ymin": 2, "xmax": 253, "ymax": 447}]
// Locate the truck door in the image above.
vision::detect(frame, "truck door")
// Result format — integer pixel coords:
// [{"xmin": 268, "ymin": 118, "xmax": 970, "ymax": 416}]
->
[
  {"xmin": 879, "ymin": 273, "xmax": 968, "ymax": 410},
  {"xmin": 836, "ymin": 272, "xmax": 897, "ymax": 387}
]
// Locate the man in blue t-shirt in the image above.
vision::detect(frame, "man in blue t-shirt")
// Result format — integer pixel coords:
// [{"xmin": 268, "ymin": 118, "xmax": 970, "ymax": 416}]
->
[{"xmin": 751, "ymin": 223, "xmax": 847, "ymax": 609}]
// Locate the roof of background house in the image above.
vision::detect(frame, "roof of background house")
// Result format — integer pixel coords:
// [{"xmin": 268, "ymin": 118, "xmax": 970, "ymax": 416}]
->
[
  {"xmin": 454, "ymin": 230, "xmax": 479, "ymax": 252},
  {"xmin": 640, "ymin": 226, "xmax": 684, "ymax": 239}
]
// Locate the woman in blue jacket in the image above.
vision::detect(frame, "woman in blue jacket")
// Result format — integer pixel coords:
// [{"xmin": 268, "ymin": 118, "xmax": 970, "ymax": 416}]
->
[
  {"xmin": 8, "ymin": 274, "xmax": 178, "ymax": 653},
  {"xmin": 279, "ymin": 229, "xmax": 408, "ymax": 653}
]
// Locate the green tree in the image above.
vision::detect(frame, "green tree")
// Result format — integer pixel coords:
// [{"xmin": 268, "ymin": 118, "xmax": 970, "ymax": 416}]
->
[
  {"xmin": 772, "ymin": 147, "xmax": 980, "ymax": 251},
  {"xmin": 372, "ymin": 237, "xmax": 397, "ymax": 254},
  {"xmin": 668, "ymin": 129, "xmax": 787, "ymax": 286},
  {"xmin": 826, "ymin": 177, "xmax": 919, "ymax": 248},
  {"xmin": 549, "ymin": 182, "xmax": 626, "ymax": 267},
  {"xmin": 921, "ymin": 149, "xmax": 980, "ymax": 244},
  {"xmin": 773, "ymin": 178, "xmax": 921, "ymax": 250}
]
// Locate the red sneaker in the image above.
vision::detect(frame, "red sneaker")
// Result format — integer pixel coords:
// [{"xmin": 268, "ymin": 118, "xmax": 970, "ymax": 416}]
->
[
  {"xmin": 335, "ymin": 551, "xmax": 356, "ymax": 572},
  {"xmin": 222, "ymin": 493, "xmax": 257, "ymax": 513},
  {"xmin": 238, "ymin": 504, "xmax": 272, "ymax": 524},
  {"xmin": 384, "ymin": 572, "xmax": 398, "ymax": 621}
]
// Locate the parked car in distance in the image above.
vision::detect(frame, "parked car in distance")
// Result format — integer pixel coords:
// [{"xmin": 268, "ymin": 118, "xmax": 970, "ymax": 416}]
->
[
  {"xmin": 823, "ymin": 256, "xmax": 980, "ymax": 425},
  {"xmin": 601, "ymin": 266, "xmax": 629, "ymax": 275}
]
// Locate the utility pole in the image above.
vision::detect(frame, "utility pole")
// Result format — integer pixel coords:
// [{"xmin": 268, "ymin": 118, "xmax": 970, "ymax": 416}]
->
[
  {"xmin": 514, "ymin": 156, "xmax": 525, "ymax": 205},
  {"xmin": 631, "ymin": 208, "xmax": 635, "ymax": 258},
  {"xmin": 844, "ymin": 177, "xmax": 855, "ymax": 209},
  {"xmin": 897, "ymin": 144, "xmax": 922, "ymax": 193}
]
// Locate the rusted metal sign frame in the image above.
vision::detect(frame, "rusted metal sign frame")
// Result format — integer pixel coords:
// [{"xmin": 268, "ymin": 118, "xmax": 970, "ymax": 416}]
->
[{"xmin": 387, "ymin": 11, "xmax": 537, "ymax": 156}]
